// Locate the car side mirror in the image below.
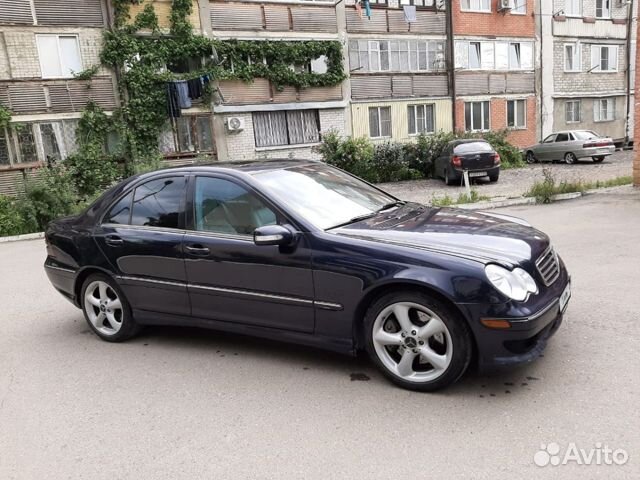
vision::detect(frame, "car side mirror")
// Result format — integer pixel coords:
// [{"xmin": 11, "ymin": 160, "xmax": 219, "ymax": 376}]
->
[{"xmin": 253, "ymin": 225, "xmax": 295, "ymax": 247}]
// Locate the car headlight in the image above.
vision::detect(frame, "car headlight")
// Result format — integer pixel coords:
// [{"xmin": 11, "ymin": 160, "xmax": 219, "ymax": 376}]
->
[{"xmin": 485, "ymin": 264, "xmax": 538, "ymax": 301}]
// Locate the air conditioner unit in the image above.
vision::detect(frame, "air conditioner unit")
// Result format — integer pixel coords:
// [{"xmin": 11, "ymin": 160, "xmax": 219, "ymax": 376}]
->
[
  {"xmin": 225, "ymin": 116, "xmax": 245, "ymax": 133},
  {"xmin": 498, "ymin": 0, "xmax": 513, "ymax": 11}
]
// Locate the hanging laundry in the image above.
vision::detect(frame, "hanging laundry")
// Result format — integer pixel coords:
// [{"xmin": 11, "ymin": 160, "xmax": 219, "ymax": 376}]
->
[
  {"xmin": 187, "ymin": 77, "xmax": 203, "ymax": 100},
  {"xmin": 166, "ymin": 82, "xmax": 181, "ymax": 118},
  {"xmin": 355, "ymin": 0, "xmax": 363, "ymax": 18},
  {"xmin": 403, "ymin": 5, "xmax": 417, "ymax": 23},
  {"xmin": 174, "ymin": 80, "xmax": 191, "ymax": 109},
  {"xmin": 364, "ymin": 0, "xmax": 371, "ymax": 19}
]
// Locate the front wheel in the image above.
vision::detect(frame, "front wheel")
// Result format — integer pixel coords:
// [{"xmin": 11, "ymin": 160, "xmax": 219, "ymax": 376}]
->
[
  {"xmin": 364, "ymin": 291, "xmax": 473, "ymax": 391},
  {"xmin": 564, "ymin": 152, "xmax": 578, "ymax": 164},
  {"xmin": 592, "ymin": 156, "xmax": 605, "ymax": 163},
  {"xmin": 81, "ymin": 273, "xmax": 140, "ymax": 342},
  {"xmin": 525, "ymin": 151, "xmax": 537, "ymax": 164}
]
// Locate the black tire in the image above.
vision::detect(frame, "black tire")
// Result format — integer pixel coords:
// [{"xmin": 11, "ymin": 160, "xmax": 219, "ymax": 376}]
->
[
  {"xmin": 592, "ymin": 156, "xmax": 605, "ymax": 163},
  {"xmin": 525, "ymin": 151, "xmax": 537, "ymax": 164},
  {"xmin": 363, "ymin": 290, "xmax": 473, "ymax": 392},
  {"xmin": 489, "ymin": 172, "xmax": 499, "ymax": 183},
  {"xmin": 564, "ymin": 152, "xmax": 577, "ymax": 164},
  {"xmin": 80, "ymin": 273, "xmax": 140, "ymax": 342},
  {"xmin": 444, "ymin": 169, "xmax": 456, "ymax": 186}
]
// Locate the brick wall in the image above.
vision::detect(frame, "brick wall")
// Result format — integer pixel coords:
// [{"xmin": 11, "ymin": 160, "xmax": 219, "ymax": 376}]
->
[
  {"xmin": 454, "ymin": 96, "xmax": 536, "ymax": 147},
  {"xmin": 453, "ymin": 0, "xmax": 536, "ymax": 37}
]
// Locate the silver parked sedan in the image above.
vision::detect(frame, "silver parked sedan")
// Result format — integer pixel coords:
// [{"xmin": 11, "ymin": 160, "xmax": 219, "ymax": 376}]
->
[{"xmin": 523, "ymin": 130, "xmax": 615, "ymax": 164}]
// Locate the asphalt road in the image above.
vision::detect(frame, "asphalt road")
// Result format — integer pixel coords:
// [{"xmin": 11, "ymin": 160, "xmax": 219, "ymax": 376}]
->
[{"xmin": 1, "ymin": 190, "xmax": 639, "ymax": 479}]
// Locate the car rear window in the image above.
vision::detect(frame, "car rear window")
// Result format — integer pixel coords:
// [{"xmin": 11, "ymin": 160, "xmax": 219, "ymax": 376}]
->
[
  {"xmin": 453, "ymin": 142, "xmax": 493, "ymax": 154},
  {"xmin": 572, "ymin": 131, "xmax": 598, "ymax": 140}
]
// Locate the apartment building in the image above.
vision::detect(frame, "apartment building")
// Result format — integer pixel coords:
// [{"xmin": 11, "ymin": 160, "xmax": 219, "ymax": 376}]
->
[
  {"xmin": 344, "ymin": 0, "xmax": 453, "ymax": 142},
  {"xmin": 207, "ymin": 0, "xmax": 348, "ymax": 161},
  {"xmin": 540, "ymin": 0, "xmax": 636, "ymax": 144},
  {"xmin": 453, "ymin": 0, "xmax": 537, "ymax": 147},
  {"xmin": 0, "ymin": 0, "xmax": 118, "ymax": 195}
]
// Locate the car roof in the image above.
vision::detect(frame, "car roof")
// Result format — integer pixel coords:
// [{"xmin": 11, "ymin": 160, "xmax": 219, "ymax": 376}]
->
[
  {"xmin": 139, "ymin": 158, "xmax": 322, "ymax": 178},
  {"xmin": 449, "ymin": 139, "xmax": 490, "ymax": 146}
]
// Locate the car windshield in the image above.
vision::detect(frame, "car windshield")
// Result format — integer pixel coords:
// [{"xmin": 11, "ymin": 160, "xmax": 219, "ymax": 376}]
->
[
  {"xmin": 572, "ymin": 131, "xmax": 599, "ymax": 140},
  {"xmin": 453, "ymin": 142, "xmax": 493, "ymax": 154},
  {"xmin": 252, "ymin": 163, "xmax": 397, "ymax": 230}
]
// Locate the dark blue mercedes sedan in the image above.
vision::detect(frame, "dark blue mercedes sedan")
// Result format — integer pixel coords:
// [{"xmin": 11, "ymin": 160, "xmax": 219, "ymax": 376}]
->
[{"xmin": 44, "ymin": 160, "xmax": 571, "ymax": 391}]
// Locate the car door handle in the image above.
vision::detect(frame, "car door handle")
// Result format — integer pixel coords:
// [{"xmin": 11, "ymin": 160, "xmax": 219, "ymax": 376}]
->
[
  {"xmin": 185, "ymin": 244, "xmax": 210, "ymax": 256},
  {"xmin": 105, "ymin": 235, "xmax": 124, "ymax": 246}
]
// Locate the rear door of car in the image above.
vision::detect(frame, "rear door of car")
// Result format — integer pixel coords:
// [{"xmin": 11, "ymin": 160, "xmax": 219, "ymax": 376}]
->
[
  {"xmin": 181, "ymin": 174, "xmax": 315, "ymax": 333},
  {"xmin": 94, "ymin": 174, "xmax": 190, "ymax": 317}
]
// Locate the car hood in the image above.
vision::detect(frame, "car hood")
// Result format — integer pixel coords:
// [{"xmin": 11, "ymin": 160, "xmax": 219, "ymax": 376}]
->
[{"xmin": 331, "ymin": 203, "xmax": 550, "ymax": 266}]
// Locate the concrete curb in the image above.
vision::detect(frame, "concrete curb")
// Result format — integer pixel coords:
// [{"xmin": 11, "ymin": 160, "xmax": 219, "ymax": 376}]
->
[
  {"xmin": 456, "ymin": 197, "xmax": 536, "ymax": 210},
  {"xmin": 0, "ymin": 231, "xmax": 45, "ymax": 244}
]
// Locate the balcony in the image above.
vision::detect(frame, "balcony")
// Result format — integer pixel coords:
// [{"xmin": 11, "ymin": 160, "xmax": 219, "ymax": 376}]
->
[{"xmin": 218, "ymin": 78, "xmax": 342, "ymax": 105}]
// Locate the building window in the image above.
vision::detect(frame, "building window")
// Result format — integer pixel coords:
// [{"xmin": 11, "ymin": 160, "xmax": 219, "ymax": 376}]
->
[
  {"xmin": 36, "ymin": 35, "xmax": 82, "ymax": 79},
  {"xmin": 469, "ymin": 42, "xmax": 481, "ymax": 69},
  {"xmin": 350, "ymin": 40, "xmax": 445, "ymax": 72},
  {"xmin": 512, "ymin": 0, "xmax": 526, "ymax": 14},
  {"xmin": 464, "ymin": 101, "xmax": 490, "ymax": 132},
  {"xmin": 253, "ymin": 110, "xmax": 320, "ymax": 148},
  {"xmin": 506, "ymin": 99, "xmax": 526, "ymax": 129},
  {"xmin": 369, "ymin": 106, "xmax": 392, "ymax": 138},
  {"xmin": 159, "ymin": 116, "xmax": 214, "ymax": 155},
  {"xmin": 407, "ymin": 104, "xmax": 435, "ymax": 135},
  {"xmin": 565, "ymin": 100, "xmax": 581, "ymax": 123},
  {"xmin": 564, "ymin": 43, "xmax": 581, "ymax": 72},
  {"xmin": 594, "ymin": 98, "xmax": 615, "ymax": 122},
  {"xmin": 591, "ymin": 45, "xmax": 618, "ymax": 72},
  {"xmin": 595, "ymin": 0, "xmax": 610, "ymax": 18},
  {"xmin": 509, "ymin": 43, "xmax": 521, "ymax": 69},
  {"xmin": 461, "ymin": 0, "xmax": 490, "ymax": 12},
  {"xmin": 0, "ymin": 121, "xmax": 78, "ymax": 167},
  {"xmin": 400, "ymin": 0, "xmax": 435, "ymax": 7},
  {"xmin": 565, "ymin": 0, "xmax": 582, "ymax": 16}
]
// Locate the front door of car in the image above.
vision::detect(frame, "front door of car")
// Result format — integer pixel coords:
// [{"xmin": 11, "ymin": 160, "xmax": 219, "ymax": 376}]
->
[
  {"xmin": 536, "ymin": 134, "xmax": 557, "ymax": 161},
  {"xmin": 553, "ymin": 133, "xmax": 571, "ymax": 160},
  {"xmin": 182, "ymin": 174, "xmax": 315, "ymax": 333},
  {"xmin": 95, "ymin": 174, "xmax": 190, "ymax": 317}
]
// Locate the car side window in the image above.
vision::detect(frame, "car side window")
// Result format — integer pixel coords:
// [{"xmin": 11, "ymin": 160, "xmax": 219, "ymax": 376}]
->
[
  {"xmin": 104, "ymin": 191, "xmax": 133, "ymax": 225},
  {"xmin": 193, "ymin": 177, "xmax": 277, "ymax": 235},
  {"xmin": 543, "ymin": 134, "xmax": 556, "ymax": 143},
  {"xmin": 556, "ymin": 133, "xmax": 569, "ymax": 142},
  {"xmin": 130, "ymin": 176, "xmax": 185, "ymax": 229}
]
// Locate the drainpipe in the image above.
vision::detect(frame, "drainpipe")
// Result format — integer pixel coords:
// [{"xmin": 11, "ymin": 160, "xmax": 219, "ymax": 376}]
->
[
  {"xmin": 624, "ymin": 0, "xmax": 634, "ymax": 147},
  {"xmin": 446, "ymin": 0, "xmax": 456, "ymax": 131}
]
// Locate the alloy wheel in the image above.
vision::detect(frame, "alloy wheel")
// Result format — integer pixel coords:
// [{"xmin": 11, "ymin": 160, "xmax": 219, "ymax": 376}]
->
[
  {"xmin": 372, "ymin": 302, "xmax": 453, "ymax": 383},
  {"xmin": 564, "ymin": 152, "xmax": 577, "ymax": 164},
  {"xmin": 84, "ymin": 280, "xmax": 123, "ymax": 335}
]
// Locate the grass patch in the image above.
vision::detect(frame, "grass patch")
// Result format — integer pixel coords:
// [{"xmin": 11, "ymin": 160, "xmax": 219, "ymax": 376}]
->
[
  {"xmin": 526, "ymin": 169, "xmax": 633, "ymax": 204},
  {"xmin": 431, "ymin": 190, "xmax": 491, "ymax": 207}
]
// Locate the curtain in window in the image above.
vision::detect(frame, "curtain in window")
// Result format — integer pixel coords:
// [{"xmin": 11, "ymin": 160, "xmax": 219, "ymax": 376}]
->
[
  {"xmin": 254, "ymin": 111, "xmax": 288, "ymax": 147},
  {"xmin": 369, "ymin": 108, "xmax": 380, "ymax": 137},
  {"xmin": 287, "ymin": 110, "xmax": 319, "ymax": 145},
  {"xmin": 59, "ymin": 36, "xmax": 82, "ymax": 76}
]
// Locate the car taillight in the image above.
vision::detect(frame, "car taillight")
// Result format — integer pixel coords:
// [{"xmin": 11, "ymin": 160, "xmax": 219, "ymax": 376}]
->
[
  {"xmin": 451, "ymin": 155, "xmax": 462, "ymax": 168},
  {"xmin": 583, "ymin": 141, "xmax": 613, "ymax": 148},
  {"xmin": 493, "ymin": 153, "xmax": 501, "ymax": 165}
]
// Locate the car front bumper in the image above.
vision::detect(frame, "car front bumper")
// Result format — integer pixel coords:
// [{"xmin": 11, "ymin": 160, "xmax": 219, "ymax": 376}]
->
[{"xmin": 462, "ymin": 275, "xmax": 570, "ymax": 370}]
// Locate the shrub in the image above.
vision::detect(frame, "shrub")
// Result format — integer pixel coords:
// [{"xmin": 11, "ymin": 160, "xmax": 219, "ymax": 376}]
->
[
  {"xmin": 481, "ymin": 129, "xmax": 526, "ymax": 169},
  {"xmin": 374, "ymin": 142, "xmax": 422, "ymax": 183},
  {"xmin": 315, "ymin": 131, "xmax": 376, "ymax": 181},
  {"xmin": 0, "ymin": 195, "xmax": 38, "ymax": 236}
]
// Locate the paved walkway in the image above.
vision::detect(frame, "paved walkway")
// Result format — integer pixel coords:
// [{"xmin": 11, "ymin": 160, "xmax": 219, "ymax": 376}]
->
[{"xmin": 378, "ymin": 150, "xmax": 634, "ymax": 203}]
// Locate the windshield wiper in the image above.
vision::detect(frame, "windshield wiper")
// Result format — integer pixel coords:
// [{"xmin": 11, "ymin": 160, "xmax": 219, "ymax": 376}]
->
[{"xmin": 327, "ymin": 201, "xmax": 406, "ymax": 230}]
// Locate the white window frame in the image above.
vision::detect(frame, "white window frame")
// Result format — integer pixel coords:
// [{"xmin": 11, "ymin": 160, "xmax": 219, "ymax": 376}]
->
[
  {"xmin": 506, "ymin": 99, "xmax": 526, "ymax": 129},
  {"xmin": 456, "ymin": 40, "xmax": 532, "ymax": 71},
  {"xmin": 565, "ymin": 100, "xmax": 581, "ymax": 123},
  {"xmin": 407, "ymin": 104, "xmax": 436, "ymax": 135},
  {"xmin": 564, "ymin": 43, "xmax": 581, "ymax": 72},
  {"xmin": 591, "ymin": 45, "xmax": 618, "ymax": 73},
  {"xmin": 368, "ymin": 40, "xmax": 390, "ymax": 73},
  {"xmin": 461, "ymin": 0, "xmax": 491, "ymax": 13},
  {"xmin": 565, "ymin": 0, "xmax": 582, "ymax": 17},
  {"xmin": 369, "ymin": 106, "xmax": 392, "ymax": 139},
  {"xmin": 511, "ymin": 0, "xmax": 526, "ymax": 15},
  {"xmin": 468, "ymin": 42, "xmax": 482, "ymax": 70},
  {"xmin": 464, "ymin": 101, "xmax": 490, "ymax": 132},
  {"xmin": 509, "ymin": 42, "xmax": 521, "ymax": 69},
  {"xmin": 595, "ymin": 0, "xmax": 611, "ymax": 19},
  {"xmin": 594, "ymin": 98, "xmax": 615, "ymax": 122},
  {"xmin": 35, "ymin": 34, "xmax": 82, "ymax": 79}
]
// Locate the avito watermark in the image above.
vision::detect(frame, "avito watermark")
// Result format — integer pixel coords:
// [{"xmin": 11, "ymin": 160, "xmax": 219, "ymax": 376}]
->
[{"xmin": 534, "ymin": 442, "xmax": 629, "ymax": 467}]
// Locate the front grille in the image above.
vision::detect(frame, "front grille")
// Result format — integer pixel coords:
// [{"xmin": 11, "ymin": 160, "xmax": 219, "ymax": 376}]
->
[{"xmin": 535, "ymin": 246, "xmax": 560, "ymax": 286}]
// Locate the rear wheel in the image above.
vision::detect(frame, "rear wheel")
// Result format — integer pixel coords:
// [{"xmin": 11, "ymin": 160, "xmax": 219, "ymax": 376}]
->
[
  {"xmin": 364, "ymin": 291, "xmax": 473, "ymax": 392},
  {"xmin": 564, "ymin": 152, "xmax": 577, "ymax": 164},
  {"xmin": 592, "ymin": 156, "xmax": 605, "ymax": 163},
  {"xmin": 525, "ymin": 151, "xmax": 537, "ymax": 164},
  {"xmin": 444, "ymin": 169, "xmax": 456, "ymax": 186},
  {"xmin": 81, "ymin": 273, "xmax": 140, "ymax": 342},
  {"xmin": 489, "ymin": 172, "xmax": 499, "ymax": 183}
]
